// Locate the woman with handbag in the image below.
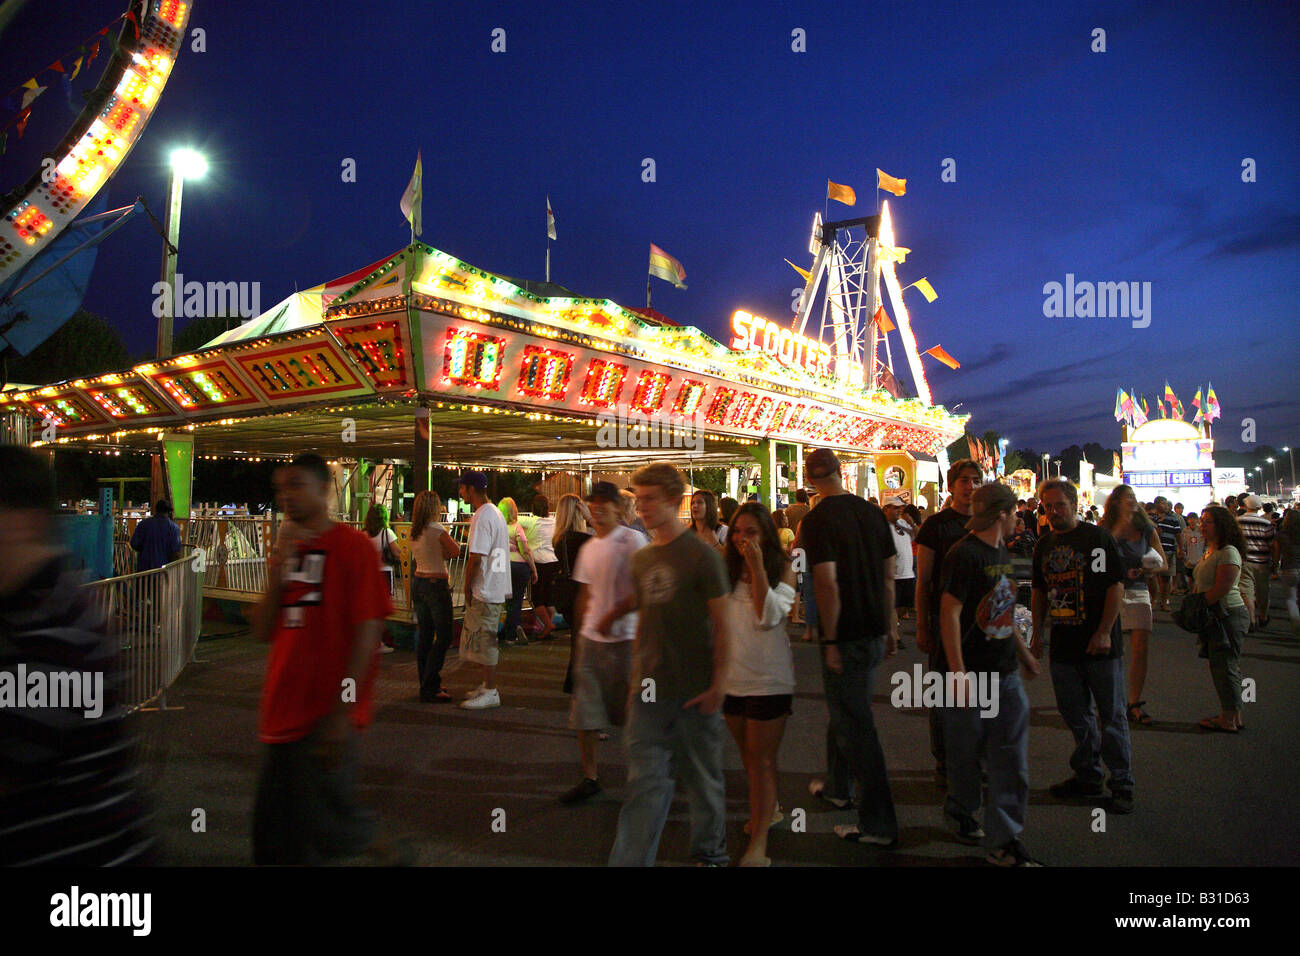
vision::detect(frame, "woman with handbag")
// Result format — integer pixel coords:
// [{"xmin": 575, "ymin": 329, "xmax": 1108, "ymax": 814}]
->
[
  {"xmin": 1192, "ymin": 506, "xmax": 1251, "ymax": 733},
  {"xmin": 1101, "ymin": 485, "xmax": 1166, "ymax": 725}
]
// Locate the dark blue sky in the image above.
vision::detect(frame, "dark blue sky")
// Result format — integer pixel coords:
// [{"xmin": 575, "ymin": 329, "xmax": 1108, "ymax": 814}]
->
[{"xmin": 4, "ymin": 0, "xmax": 1297, "ymax": 453}]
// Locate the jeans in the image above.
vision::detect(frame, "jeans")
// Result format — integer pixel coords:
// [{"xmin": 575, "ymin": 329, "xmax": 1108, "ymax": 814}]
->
[
  {"xmin": 800, "ymin": 569, "xmax": 819, "ymax": 633},
  {"xmin": 252, "ymin": 724, "xmax": 378, "ymax": 865},
  {"xmin": 943, "ymin": 671, "xmax": 1029, "ymax": 849},
  {"xmin": 1049, "ymin": 656, "xmax": 1134, "ymax": 793},
  {"xmin": 609, "ymin": 695, "xmax": 728, "ymax": 866},
  {"xmin": 821, "ymin": 637, "xmax": 898, "ymax": 839},
  {"xmin": 500, "ymin": 561, "xmax": 531, "ymax": 639},
  {"xmin": 1208, "ymin": 605, "xmax": 1249, "ymax": 712},
  {"xmin": 927, "ymin": 643, "xmax": 947, "ymax": 774},
  {"xmin": 413, "ymin": 577, "xmax": 454, "ymax": 698}
]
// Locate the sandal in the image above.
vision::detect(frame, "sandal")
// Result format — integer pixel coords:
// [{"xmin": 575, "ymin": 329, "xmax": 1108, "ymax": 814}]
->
[
  {"xmin": 1197, "ymin": 717, "xmax": 1239, "ymax": 734},
  {"xmin": 1126, "ymin": 701, "xmax": 1152, "ymax": 725}
]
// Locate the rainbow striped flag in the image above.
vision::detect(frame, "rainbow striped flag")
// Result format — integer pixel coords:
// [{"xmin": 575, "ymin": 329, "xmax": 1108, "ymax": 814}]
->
[{"xmin": 648, "ymin": 243, "xmax": 687, "ymax": 289}]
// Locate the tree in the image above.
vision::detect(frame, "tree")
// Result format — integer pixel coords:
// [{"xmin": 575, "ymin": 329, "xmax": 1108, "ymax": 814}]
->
[
  {"xmin": 173, "ymin": 314, "xmax": 241, "ymax": 354},
  {"xmin": 4, "ymin": 310, "xmax": 130, "ymax": 386}
]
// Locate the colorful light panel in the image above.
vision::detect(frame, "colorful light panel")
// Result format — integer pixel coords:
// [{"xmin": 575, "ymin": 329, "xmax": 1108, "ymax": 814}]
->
[
  {"xmin": 442, "ymin": 328, "xmax": 505, "ymax": 390},
  {"xmin": 336, "ymin": 320, "xmax": 408, "ymax": 388},
  {"xmin": 630, "ymin": 370, "xmax": 671, "ymax": 413},
  {"xmin": 672, "ymin": 380, "xmax": 707, "ymax": 417},
  {"xmin": 579, "ymin": 359, "xmax": 629, "ymax": 408},
  {"xmin": 705, "ymin": 388, "xmax": 737, "ymax": 426},
  {"xmin": 517, "ymin": 345, "xmax": 574, "ymax": 400}
]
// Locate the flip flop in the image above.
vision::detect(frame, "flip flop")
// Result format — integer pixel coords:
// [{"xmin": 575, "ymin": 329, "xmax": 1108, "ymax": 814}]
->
[
  {"xmin": 833, "ymin": 824, "xmax": 897, "ymax": 847},
  {"xmin": 1197, "ymin": 718, "xmax": 1238, "ymax": 734},
  {"xmin": 1126, "ymin": 702, "xmax": 1153, "ymax": 725}
]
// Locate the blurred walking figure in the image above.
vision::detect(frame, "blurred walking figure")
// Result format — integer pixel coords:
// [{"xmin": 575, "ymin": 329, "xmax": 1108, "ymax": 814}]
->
[
  {"xmin": 1278, "ymin": 510, "xmax": 1300, "ymax": 635},
  {"xmin": 1099, "ymin": 485, "xmax": 1166, "ymax": 726},
  {"xmin": 409, "ymin": 491, "xmax": 460, "ymax": 702},
  {"xmin": 251, "ymin": 453, "xmax": 400, "ymax": 864},
  {"xmin": 560, "ymin": 482, "xmax": 644, "ymax": 804},
  {"xmin": 800, "ymin": 449, "xmax": 899, "ymax": 848},
  {"xmin": 551, "ymin": 494, "xmax": 593, "ymax": 692},
  {"xmin": 1, "ymin": 446, "xmax": 156, "ymax": 866},
  {"xmin": 721, "ymin": 503, "xmax": 797, "ymax": 866},
  {"xmin": 1151, "ymin": 497, "xmax": 1183, "ymax": 613},
  {"xmin": 457, "ymin": 472, "xmax": 512, "ymax": 710},
  {"xmin": 497, "ymin": 497, "xmax": 538, "ymax": 647},
  {"xmin": 609, "ymin": 463, "xmax": 731, "ymax": 867},
  {"xmin": 365, "ymin": 503, "xmax": 400, "ymax": 652},
  {"xmin": 129, "ymin": 498, "xmax": 182, "ymax": 572},
  {"xmin": 1238, "ymin": 495, "xmax": 1278, "ymax": 630}
]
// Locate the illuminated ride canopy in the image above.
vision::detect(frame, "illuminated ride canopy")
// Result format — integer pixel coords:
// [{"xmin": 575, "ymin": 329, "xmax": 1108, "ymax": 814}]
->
[{"xmin": 0, "ymin": 243, "xmax": 968, "ymax": 465}]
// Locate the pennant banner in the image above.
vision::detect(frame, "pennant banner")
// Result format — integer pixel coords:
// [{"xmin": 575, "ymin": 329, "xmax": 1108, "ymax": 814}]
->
[
  {"xmin": 546, "ymin": 195, "xmax": 556, "ymax": 241},
  {"xmin": 827, "ymin": 180, "xmax": 856, "ymax": 206},
  {"xmin": 923, "ymin": 344, "xmax": 960, "ymax": 369},
  {"xmin": 785, "ymin": 258, "xmax": 812, "ymax": 282},
  {"xmin": 873, "ymin": 305, "xmax": 895, "ymax": 333},
  {"xmin": 400, "ymin": 151, "xmax": 422, "ymax": 237},
  {"xmin": 908, "ymin": 277, "xmax": 938, "ymax": 302}
]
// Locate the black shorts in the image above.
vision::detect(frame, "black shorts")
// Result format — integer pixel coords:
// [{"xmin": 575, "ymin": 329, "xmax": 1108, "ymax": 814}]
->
[
  {"xmin": 895, "ymin": 577, "xmax": 916, "ymax": 609},
  {"xmin": 534, "ymin": 561, "xmax": 559, "ymax": 607},
  {"xmin": 723, "ymin": 693, "xmax": 793, "ymax": 721}
]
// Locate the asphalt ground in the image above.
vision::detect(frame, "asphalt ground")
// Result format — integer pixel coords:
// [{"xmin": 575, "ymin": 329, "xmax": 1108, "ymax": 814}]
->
[{"xmin": 139, "ymin": 582, "xmax": 1300, "ymax": 867}]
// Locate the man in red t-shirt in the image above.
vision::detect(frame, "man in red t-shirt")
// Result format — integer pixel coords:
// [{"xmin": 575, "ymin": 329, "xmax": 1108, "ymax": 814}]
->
[{"xmin": 250, "ymin": 453, "xmax": 398, "ymax": 864}]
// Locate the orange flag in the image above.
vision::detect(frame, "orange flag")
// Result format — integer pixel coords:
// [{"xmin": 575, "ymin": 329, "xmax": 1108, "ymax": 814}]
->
[
  {"xmin": 827, "ymin": 180, "xmax": 857, "ymax": 206},
  {"xmin": 873, "ymin": 306, "xmax": 895, "ymax": 333},
  {"xmin": 923, "ymin": 345, "xmax": 960, "ymax": 369}
]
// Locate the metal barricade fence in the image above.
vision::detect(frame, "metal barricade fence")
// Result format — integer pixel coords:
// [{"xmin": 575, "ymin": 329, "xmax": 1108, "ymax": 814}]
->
[{"xmin": 80, "ymin": 549, "xmax": 202, "ymax": 712}]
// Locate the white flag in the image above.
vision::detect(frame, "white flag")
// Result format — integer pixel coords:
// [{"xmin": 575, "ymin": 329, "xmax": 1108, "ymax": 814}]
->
[
  {"xmin": 546, "ymin": 195, "xmax": 557, "ymax": 240},
  {"xmin": 400, "ymin": 151, "xmax": 422, "ymax": 238}
]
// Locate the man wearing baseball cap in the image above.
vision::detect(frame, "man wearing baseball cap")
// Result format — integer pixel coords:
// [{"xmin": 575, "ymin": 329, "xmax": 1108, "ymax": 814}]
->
[
  {"xmin": 938, "ymin": 482, "xmax": 1042, "ymax": 865},
  {"xmin": 456, "ymin": 471, "xmax": 512, "ymax": 710},
  {"xmin": 882, "ymin": 496, "xmax": 917, "ymax": 632}
]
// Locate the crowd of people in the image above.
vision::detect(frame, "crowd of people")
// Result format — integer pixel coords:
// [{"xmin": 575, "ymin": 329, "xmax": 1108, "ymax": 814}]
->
[{"xmin": 3, "ymin": 440, "xmax": 1297, "ymax": 868}]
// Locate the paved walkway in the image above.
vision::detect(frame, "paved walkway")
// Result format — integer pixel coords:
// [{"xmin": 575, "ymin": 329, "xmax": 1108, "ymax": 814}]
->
[{"xmin": 145, "ymin": 585, "xmax": 1300, "ymax": 866}]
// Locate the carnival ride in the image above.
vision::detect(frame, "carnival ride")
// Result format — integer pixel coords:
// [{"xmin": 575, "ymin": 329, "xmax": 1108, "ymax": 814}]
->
[{"xmin": 0, "ymin": 0, "xmax": 192, "ymax": 362}]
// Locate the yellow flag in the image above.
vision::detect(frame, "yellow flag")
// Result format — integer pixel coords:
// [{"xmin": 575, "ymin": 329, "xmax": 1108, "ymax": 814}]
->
[
  {"xmin": 876, "ymin": 168, "xmax": 907, "ymax": 196},
  {"xmin": 785, "ymin": 258, "xmax": 812, "ymax": 282},
  {"xmin": 878, "ymin": 243, "xmax": 911, "ymax": 264},
  {"xmin": 909, "ymin": 277, "xmax": 937, "ymax": 302},
  {"xmin": 827, "ymin": 180, "xmax": 856, "ymax": 206}
]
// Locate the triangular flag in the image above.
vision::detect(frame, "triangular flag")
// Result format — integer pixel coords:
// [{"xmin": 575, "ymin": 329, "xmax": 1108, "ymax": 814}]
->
[
  {"xmin": 14, "ymin": 108, "xmax": 31, "ymax": 139},
  {"xmin": 878, "ymin": 243, "xmax": 911, "ymax": 264},
  {"xmin": 70, "ymin": 54, "xmax": 84, "ymax": 80},
  {"xmin": 21, "ymin": 79, "xmax": 46, "ymax": 109},
  {"xmin": 1191, "ymin": 387, "xmax": 1202, "ymax": 409},
  {"xmin": 877, "ymin": 168, "xmax": 907, "ymax": 196},
  {"xmin": 648, "ymin": 243, "xmax": 687, "ymax": 289},
  {"xmin": 49, "ymin": 60, "xmax": 66, "ymax": 75},
  {"xmin": 827, "ymin": 180, "xmax": 856, "ymax": 206},
  {"xmin": 400, "ymin": 151, "xmax": 422, "ymax": 237},
  {"xmin": 908, "ymin": 277, "xmax": 937, "ymax": 302},
  {"xmin": 546, "ymin": 195, "xmax": 556, "ymax": 240},
  {"xmin": 872, "ymin": 305, "xmax": 895, "ymax": 333},
  {"xmin": 923, "ymin": 344, "xmax": 960, "ymax": 369},
  {"xmin": 1114, "ymin": 388, "xmax": 1124, "ymax": 422},
  {"xmin": 785, "ymin": 258, "xmax": 812, "ymax": 282}
]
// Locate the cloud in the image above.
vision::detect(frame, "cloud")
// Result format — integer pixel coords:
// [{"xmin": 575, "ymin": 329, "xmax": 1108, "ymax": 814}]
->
[
  {"xmin": 1206, "ymin": 213, "xmax": 1300, "ymax": 258},
  {"xmin": 958, "ymin": 342, "xmax": 1013, "ymax": 374}
]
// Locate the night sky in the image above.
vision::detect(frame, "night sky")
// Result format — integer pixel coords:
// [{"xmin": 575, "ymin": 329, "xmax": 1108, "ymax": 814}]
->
[{"xmin": 4, "ymin": 0, "xmax": 1297, "ymax": 454}]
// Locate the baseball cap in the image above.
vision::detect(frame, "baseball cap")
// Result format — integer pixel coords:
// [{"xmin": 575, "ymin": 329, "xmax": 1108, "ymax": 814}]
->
[
  {"xmin": 883, "ymin": 495, "xmax": 905, "ymax": 507},
  {"xmin": 805, "ymin": 448, "xmax": 841, "ymax": 480},
  {"xmin": 1242, "ymin": 494, "xmax": 1262, "ymax": 510},
  {"xmin": 584, "ymin": 481, "xmax": 622, "ymax": 504},
  {"xmin": 965, "ymin": 483, "xmax": 1018, "ymax": 532},
  {"xmin": 456, "ymin": 470, "xmax": 488, "ymax": 491}
]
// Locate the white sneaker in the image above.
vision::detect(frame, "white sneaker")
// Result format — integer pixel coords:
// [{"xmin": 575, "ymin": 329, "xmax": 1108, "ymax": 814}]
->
[
  {"xmin": 379, "ymin": 644, "xmax": 396, "ymax": 654},
  {"xmin": 463, "ymin": 682, "xmax": 486, "ymax": 700},
  {"xmin": 460, "ymin": 688, "xmax": 500, "ymax": 710}
]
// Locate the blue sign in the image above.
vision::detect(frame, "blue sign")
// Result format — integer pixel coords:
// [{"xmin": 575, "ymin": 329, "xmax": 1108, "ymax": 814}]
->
[{"xmin": 1125, "ymin": 470, "xmax": 1211, "ymax": 488}]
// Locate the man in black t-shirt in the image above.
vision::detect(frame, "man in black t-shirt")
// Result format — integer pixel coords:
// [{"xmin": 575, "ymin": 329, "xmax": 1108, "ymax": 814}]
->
[
  {"xmin": 939, "ymin": 483, "xmax": 1042, "ymax": 866},
  {"xmin": 1031, "ymin": 479, "xmax": 1133, "ymax": 814},
  {"xmin": 801, "ymin": 448, "xmax": 899, "ymax": 847},
  {"xmin": 915, "ymin": 457, "xmax": 982, "ymax": 787}
]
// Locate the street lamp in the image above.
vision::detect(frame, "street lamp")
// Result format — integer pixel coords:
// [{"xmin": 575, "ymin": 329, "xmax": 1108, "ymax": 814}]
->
[
  {"xmin": 1285, "ymin": 447, "xmax": 1295, "ymax": 494},
  {"xmin": 1268, "ymin": 457, "xmax": 1277, "ymax": 496},
  {"xmin": 1042, "ymin": 452, "xmax": 1050, "ymax": 483},
  {"xmin": 157, "ymin": 147, "xmax": 208, "ymax": 358}
]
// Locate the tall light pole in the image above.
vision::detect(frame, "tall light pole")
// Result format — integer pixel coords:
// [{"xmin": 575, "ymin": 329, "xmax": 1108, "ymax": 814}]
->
[
  {"xmin": 1268, "ymin": 457, "xmax": 1277, "ymax": 496},
  {"xmin": 157, "ymin": 148, "xmax": 208, "ymax": 358},
  {"xmin": 1253, "ymin": 466, "xmax": 1262, "ymax": 494},
  {"xmin": 1285, "ymin": 446, "xmax": 1295, "ymax": 495},
  {"xmin": 1042, "ymin": 452, "xmax": 1049, "ymax": 483}
]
